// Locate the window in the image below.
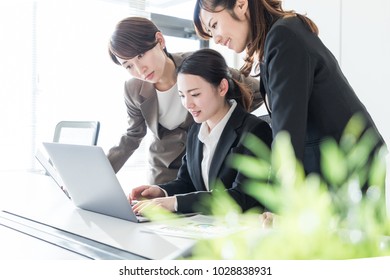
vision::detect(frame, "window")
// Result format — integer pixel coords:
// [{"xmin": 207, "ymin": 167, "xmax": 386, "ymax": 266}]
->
[
  {"xmin": 0, "ymin": 0, "xmax": 247, "ymax": 187},
  {"xmin": 0, "ymin": 0, "xmax": 202, "ymax": 187}
]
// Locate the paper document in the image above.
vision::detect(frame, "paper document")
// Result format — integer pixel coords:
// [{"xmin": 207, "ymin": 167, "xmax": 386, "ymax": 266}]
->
[{"xmin": 143, "ymin": 215, "xmax": 247, "ymax": 239}]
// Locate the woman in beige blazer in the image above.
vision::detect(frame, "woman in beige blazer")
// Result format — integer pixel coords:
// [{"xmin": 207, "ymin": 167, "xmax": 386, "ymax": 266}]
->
[
  {"xmin": 131, "ymin": 49, "xmax": 273, "ymax": 214},
  {"xmin": 107, "ymin": 17, "xmax": 263, "ymax": 184}
]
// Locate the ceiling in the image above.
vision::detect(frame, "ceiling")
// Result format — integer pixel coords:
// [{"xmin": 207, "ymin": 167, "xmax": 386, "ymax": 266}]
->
[{"xmin": 148, "ymin": 0, "xmax": 194, "ymax": 8}]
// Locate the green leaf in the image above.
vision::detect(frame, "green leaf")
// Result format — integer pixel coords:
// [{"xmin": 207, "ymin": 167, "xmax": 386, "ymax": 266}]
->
[
  {"xmin": 368, "ymin": 146, "xmax": 387, "ymax": 188},
  {"xmin": 320, "ymin": 138, "xmax": 348, "ymax": 186},
  {"xmin": 228, "ymin": 154, "xmax": 271, "ymax": 180},
  {"xmin": 342, "ymin": 113, "xmax": 366, "ymax": 140},
  {"xmin": 242, "ymin": 133, "xmax": 271, "ymax": 161},
  {"xmin": 244, "ymin": 180, "xmax": 280, "ymax": 212}
]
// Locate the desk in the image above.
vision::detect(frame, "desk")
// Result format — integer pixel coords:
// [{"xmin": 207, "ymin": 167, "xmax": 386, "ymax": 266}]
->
[{"xmin": 0, "ymin": 171, "xmax": 196, "ymax": 260}]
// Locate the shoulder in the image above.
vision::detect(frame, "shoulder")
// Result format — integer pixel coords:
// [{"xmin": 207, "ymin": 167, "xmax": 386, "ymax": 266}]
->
[
  {"xmin": 263, "ymin": 17, "xmax": 320, "ymax": 66},
  {"xmin": 124, "ymin": 78, "xmax": 155, "ymax": 100},
  {"xmin": 170, "ymin": 52, "xmax": 194, "ymax": 67},
  {"xmin": 124, "ymin": 77, "xmax": 143, "ymax": 89},
  {"xmin": 237, "ymin": 111, "xmax": 273, "ymax": 147},
  {"xmin": 266, "ymin": 17, "xmax": 316, "ymax": 46},
  {"xmin": 269, "ymin": 16, "xmax": 308, "ymax": 34},
  {"xmin": 243, "ymin": 113, "xmax": 270, "ymax": 132},
  {"xmin": 230, "ymin": 106, "xmax": 269, "ymax": 131}
]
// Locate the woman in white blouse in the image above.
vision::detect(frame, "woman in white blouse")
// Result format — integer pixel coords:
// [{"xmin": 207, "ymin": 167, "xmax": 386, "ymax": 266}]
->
[{"xmin": 131, "ymin": 49, "xmax": 273, "ymax": 214}]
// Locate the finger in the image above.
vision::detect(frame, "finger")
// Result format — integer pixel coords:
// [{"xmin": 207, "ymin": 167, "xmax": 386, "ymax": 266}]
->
[
  {"xmin": 131, "ymin": 185, "xmax": 149, "ymax": 199},
  {"xmin": 130, "ymin": 189, "xmax": 141, "ymax": 200},
  {"xmin": 141, "ymin": 189, "xmax": 160, "ymax": 200},
  {"xmin": 133, "ymin": 200, "xmax": 152, "ymax": 214},
  {"xmin": 261, "ymin": 212, "xmax": 273, "ymax": 228},
  {"xmin": 137, "ymin": 203, "xmax": 153, "ymax": 215},
  {"xmin": 132, "ymin": 200, "xmax": 144, "ymax": 213}
]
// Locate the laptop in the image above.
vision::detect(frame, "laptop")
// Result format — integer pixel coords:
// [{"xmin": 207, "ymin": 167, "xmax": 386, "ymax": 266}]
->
[{"xmin": 42, "ymin": 142, "xmax": 148, "ymax": 223}]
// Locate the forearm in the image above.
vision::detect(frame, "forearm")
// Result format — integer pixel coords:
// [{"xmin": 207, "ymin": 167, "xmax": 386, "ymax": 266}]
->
[{"xmin": 107, "ymin": 133, "xmax": 143, "ymax": 173}]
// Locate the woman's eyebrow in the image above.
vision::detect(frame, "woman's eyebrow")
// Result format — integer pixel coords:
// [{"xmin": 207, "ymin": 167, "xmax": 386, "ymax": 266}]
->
[{"xmin": 179, "ymin": 88, "xmax": 200, "ymax": 94}]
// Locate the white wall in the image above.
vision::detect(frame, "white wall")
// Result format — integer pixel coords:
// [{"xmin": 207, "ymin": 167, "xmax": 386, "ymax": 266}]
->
[{"xmin": 341, "ymin": 0, "xmax": 390, "ymax": 147}]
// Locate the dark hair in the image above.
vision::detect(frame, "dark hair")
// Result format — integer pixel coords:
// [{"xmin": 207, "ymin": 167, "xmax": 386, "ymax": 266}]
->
[
  {"xmin": 177, "ymin": 48, "xmax": 252, "ymax": 110},
  {"xmin": 193, "ymin": 0, "xmax": 318, "ymax": 76},
  {"xmin": 108, "ymin": 17, "xmax": 167, "ymax": 65}
]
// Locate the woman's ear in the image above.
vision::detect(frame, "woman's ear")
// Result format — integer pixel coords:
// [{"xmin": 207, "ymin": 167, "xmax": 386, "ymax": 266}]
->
[
  {"xmin": 234, "ymin": 0, "xmax": 248, "ymax": 18},
  {"xmin": 219, "ymin": 78, "xmax": 229, "ymax": 97},
  {"xmin": 155, "ymin": 32, "xmax": 166, "ymax": 49}
]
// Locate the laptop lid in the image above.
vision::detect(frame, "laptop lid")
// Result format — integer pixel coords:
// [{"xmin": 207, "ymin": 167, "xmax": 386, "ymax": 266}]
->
[
  {"xmin": 35, "ymin": 147, "xmax": 71, "ymax": 199},
  {"xmin": 42, "ymin": 142, "xmax": 145, "ymax": 223}
]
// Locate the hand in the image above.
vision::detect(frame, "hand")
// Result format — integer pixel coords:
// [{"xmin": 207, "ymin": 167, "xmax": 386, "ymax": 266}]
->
[
  {"xmin": 261, "ymin": 212, "xmax": 276, "ymax": 228},
  {"xmin": 129, "ymin": 185, "xmax": 165, "ymax": 202},
  {"xmin": 132, "ymin": 196, "xmax": 177, "ymax": 214}
]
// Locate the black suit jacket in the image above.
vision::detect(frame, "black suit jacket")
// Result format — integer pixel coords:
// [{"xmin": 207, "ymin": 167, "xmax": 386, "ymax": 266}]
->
[
  {"xmin": 159, "ymin": 105, "xmax": 273, "ymax": 213},
  {"xmin": 260, "ymin": 17, "xmax": 385, "ymax": 175},
  {"xmin": 107, "ymin": 52, "xmax": 264, "ymax": 184}
]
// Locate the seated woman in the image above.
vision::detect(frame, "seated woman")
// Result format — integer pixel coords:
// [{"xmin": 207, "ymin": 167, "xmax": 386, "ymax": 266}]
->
[{"xmin": 131, "ymin": 48, "xmax": 273, "ymax": 214}]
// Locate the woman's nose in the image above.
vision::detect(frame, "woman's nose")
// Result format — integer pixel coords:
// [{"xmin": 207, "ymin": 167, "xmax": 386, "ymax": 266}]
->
[
  {"xmin": 183, "ymin": 97, "xmax": 194, "ymax": 109},
  {"xmin": 213, "ymin": 33, "xmax": 222, "ymax": 45},
  {"xmin": 134, "ymin": 62, "xmax": 146, "ymax": 76}
]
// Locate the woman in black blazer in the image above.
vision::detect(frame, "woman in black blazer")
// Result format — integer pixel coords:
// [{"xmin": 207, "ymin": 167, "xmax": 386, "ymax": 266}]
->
[
  {"xmin": 193, "ymin": 0, "xmax": 385, "ymax": 177},
  {"xmin": 131, "ymin": 49, "xmax": 273, "ymax": 214}
]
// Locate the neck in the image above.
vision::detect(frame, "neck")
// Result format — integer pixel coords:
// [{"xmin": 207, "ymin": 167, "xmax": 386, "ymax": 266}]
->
[
  {"xmin": 206, "ymin": 101, "xmax": 231, "ymax": 132},
  {"xmin": 155, "ymin": 57, "xmax": 176, "ymax": 91}
]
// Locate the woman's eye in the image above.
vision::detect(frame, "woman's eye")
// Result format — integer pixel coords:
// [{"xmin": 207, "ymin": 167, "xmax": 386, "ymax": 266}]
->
[{"xmin": 137, "ymin": 53, "xmax": 144, "ymax": 59}]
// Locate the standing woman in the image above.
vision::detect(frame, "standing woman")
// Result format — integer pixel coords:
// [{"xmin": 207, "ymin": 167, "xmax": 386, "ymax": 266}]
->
[
  {"xmin": 193, "ymin": 0, "xmax": 385, "ymax": 176},
  {"xmin": 107, "ymin": 16, "xmax": 263, "ymax": 185},
  {"xmin": 131, "ymin": 48, "xmax": 273, "ymax": 214}
]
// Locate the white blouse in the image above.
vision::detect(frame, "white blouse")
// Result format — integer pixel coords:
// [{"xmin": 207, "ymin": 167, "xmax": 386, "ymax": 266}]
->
[
  {"xmin": 198, "ymin": 100, "xmax": 237, "ymax": 190},
  {"xmin": 156, "ymin": 83, "xmax": 188, "ymax": 130}
]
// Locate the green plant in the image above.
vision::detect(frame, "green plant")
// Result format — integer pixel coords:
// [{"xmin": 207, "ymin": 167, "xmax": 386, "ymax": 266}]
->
[{"xmin": 190, "ymin": 114, "xmax": 389, "ymax": 259}]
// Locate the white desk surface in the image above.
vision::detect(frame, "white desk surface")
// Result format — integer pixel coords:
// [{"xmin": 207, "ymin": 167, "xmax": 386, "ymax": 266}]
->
[{"xmin": 0, "ymin": 171, "xmax": 196, "ymax": 260}]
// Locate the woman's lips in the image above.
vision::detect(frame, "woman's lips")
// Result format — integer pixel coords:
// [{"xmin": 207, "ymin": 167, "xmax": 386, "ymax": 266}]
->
[
  {"xmin": 190, "ymin": 110, "xmax": 200, "ymax": 118},
  {"xmin": 145, "ymin": 72, "xmax": 154, "ymax": 81},
  {"xmin": 223, "ymin": 38, "xmax": 231, "ymax": 48}
]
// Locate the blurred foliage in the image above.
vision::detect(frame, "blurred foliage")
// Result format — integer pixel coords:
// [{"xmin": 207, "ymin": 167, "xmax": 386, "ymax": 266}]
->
[{"xmin": 190, "ymin": 114, "xmax": 390, "ymax": 259}]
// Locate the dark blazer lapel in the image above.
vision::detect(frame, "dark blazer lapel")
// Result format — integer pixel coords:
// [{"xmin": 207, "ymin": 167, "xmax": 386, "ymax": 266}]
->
[
  {"xmin": 186, "ymin": 125, "xmax": 207, "ymax": 191},
  {"xmin": 208, "ymin": 106, "xmax": 245, "ymax": 185},
  {"xmin": 193, "ymin": 138, "xmax": 207, "ymax": 191}
]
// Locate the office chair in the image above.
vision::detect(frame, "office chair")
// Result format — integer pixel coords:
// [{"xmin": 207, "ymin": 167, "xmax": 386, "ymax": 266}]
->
[
  {"xmin": 53, "ymin": 121, "xmax": 100, "ymax": 145},
  {"xmin": 39, "ymin": 121, "xmax": 100, "ymax": 178}
]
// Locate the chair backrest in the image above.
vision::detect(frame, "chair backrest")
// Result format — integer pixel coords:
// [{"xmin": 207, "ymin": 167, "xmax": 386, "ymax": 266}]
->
[{"xmin": 53, "ymin": 121, "xmax": 100, "ymax": 146}]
